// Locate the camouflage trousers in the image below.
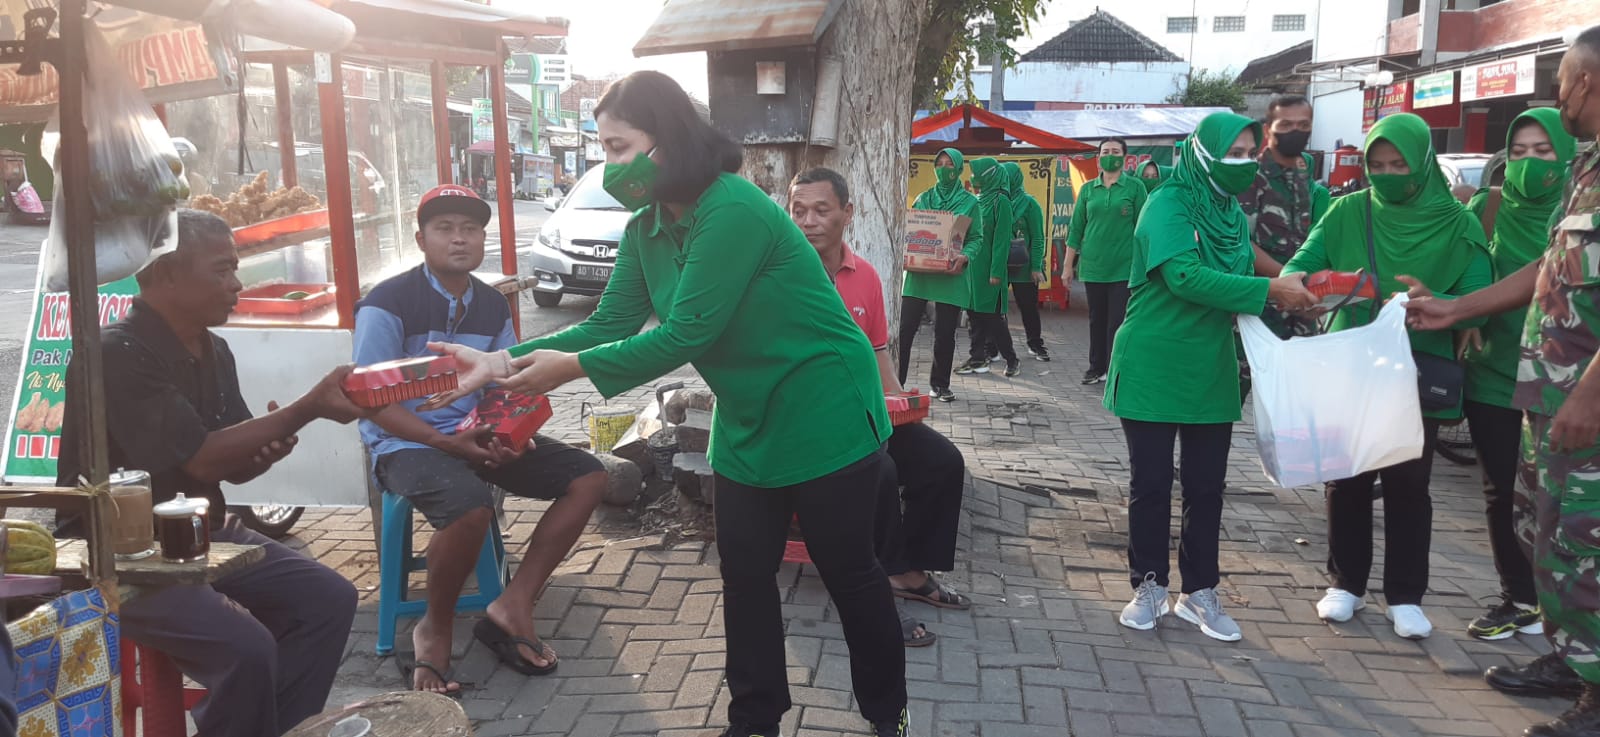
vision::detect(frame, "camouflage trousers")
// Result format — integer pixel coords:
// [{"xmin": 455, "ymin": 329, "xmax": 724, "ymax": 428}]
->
[{"xmin": 1516, "ymin": 412, "xmax": 1600, "ymax": 683}]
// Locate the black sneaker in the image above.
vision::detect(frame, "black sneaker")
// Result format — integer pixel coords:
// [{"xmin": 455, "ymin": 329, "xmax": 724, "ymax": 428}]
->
[
  {"xmin": 1081, "ymin": 370, "xmax": 1105, "ymax": 385},
  {"xmin": 719, "ymin": 724, "xmax": 781, "ymax": 737},
  {"xmin": 1469, "ymin": 599, "xmax": 1543, "ymax": 641},
  {"xmin": 933, "ymin": 387, "xmax": 956, "ymax": 403},
  {"xmin": 1528, "ymin": 683, "xmax": 1600, "ymax": 736},
  {"xmin": 955, "ymin": 360, "xmax": 989, "ymax": 375},
  {"xmin": 873, "ymin": 708, "xmax": 909, "ymax": 737},
  {"xmin": 1486, "ymin": 651, "xmax": 1585, "ymax": 699},
  {"xmin": 1030, "ymin": 347, "xmax": 1051, "ymax": 362},
  {"xmin": 987, "ymin": 353, "xmax": 1002, "ymax": 364},
  {"xmin": 1004, "ymin": 360, "xmax": 1020, "ymax": 377}
]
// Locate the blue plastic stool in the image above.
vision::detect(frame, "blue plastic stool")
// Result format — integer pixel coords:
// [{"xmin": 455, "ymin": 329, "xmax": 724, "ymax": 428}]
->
[{"xmin": 375, "ymin": 491, "xmax": 509, "ymax": 655}]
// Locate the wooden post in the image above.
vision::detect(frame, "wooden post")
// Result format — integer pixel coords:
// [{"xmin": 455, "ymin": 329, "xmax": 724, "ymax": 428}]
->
[
  {"xmin": 57, "ymin": 0, "xmax": 115, "ymax": 584},
  {"xmin": 318, "ymin": 55, "xmax": 360, "ymax": 330},
  {"xmin": 489, "ymin": 47, "xmax": 520, "ymax": 335},
  {"xmin": 273, "ymin": 62, "xmax": 297, "ymax": 188},
  {"xmin": 431, "ymin": 60, "xmax": 453, "ymax": 185}
]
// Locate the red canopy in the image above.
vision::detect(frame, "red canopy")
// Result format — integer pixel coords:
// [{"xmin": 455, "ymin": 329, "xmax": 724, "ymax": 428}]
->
[{"xmin": 911, "ymin": 104, "xmax": 1094, "ymax": 155}]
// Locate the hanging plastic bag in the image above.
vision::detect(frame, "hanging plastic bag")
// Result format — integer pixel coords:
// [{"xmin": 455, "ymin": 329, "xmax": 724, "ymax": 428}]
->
[
  {"xmin": 1239, "ymin": 294, "xmax": 1426, "ymax": 488},
  {"xmin": 38, "ymin": 24, "xmax": 186, "ymax": 292}
]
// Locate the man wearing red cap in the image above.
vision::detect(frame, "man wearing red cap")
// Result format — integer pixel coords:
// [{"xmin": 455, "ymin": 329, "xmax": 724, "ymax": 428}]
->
[{"xmin": 355, "ymin": 185, "xmax": 607, "ymax": 694}]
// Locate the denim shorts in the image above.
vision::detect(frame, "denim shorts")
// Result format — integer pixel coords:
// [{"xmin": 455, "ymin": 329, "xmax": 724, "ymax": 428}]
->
[{"xmin": 374, "ymin": 434, "xmax": 605, "ymax": 528}]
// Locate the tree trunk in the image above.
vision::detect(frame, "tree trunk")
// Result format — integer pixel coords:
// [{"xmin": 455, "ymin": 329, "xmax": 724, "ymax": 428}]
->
[{"xmin": 802, "ymin": 0, "xmax": 931, "ymax": 332}]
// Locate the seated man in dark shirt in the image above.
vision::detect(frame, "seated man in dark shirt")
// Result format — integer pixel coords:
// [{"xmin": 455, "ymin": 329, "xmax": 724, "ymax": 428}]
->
[
  {"xmin": 355, "ymin": 185, "xmax": 606, "ymax": 693},
  {"xmin": 57, "ymin": 210, "xmax": 368, "ymax": 737},
  {"xmin": 788, "ymin": 168, "xmax": 972, "ymax": 647}
]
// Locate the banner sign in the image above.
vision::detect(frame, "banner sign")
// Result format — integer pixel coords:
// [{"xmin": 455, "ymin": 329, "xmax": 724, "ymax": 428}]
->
[
  {"xmin": 1363, "ymin": 81, "xmax": 1413, "ymax": 132},
  {"xmin": 472, "ymin": 98, "xmax": 493, "ymax": 143},
  {"xmin": 534, "ymin": 55, "xmax": 570, "ymax": 86},
  {"xmin": 1412, "ymin": 72, "xmax": 1455, "ymax": 109},
  {"xmin": 505, "ymin": 54, "xmax": 535, "ymax": 86},
  {"xmin": 2, "ymin": 272, "xmax": 139, "ymax": 483},
  {"xmin": 1461, "ymin": 54, "xmax": 1537, "ymax": 102}
]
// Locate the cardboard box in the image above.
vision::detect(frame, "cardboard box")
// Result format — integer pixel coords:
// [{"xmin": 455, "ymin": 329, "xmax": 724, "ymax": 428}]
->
[
  {"xmin": 456, "ymin": 389, "xmax": 553, "ymax": 451},
  {"xmin": 903, "ymin": 209, "xmax": 972, "ymax": 274}
]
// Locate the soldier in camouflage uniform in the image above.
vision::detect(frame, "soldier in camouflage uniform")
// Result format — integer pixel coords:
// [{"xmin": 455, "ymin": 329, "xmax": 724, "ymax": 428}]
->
[
  {"xmin": 1407, "ymin": 28, "xmax": 1600, "ymax": 737},
  {"xmin": 1238, "ymin": 95, "xmax": 1333, "ymax": 340}
]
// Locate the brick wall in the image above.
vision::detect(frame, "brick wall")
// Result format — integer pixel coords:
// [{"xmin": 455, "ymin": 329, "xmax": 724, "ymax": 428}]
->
[{"xmin": 1386, "ymin": 0, "xmax": 1589, "ymax": 56}]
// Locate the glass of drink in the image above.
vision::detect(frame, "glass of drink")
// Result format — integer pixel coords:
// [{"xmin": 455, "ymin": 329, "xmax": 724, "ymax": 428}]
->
[{"xmin": 109, "ymin": 469, "xmax": 156, "ymax": 561}]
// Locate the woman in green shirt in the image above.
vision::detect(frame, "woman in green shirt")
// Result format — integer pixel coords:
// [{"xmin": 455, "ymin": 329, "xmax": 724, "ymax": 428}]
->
[
  {"xmin": 1459, "ymin": 108, "xmax": 1576, "ymax": 641},
  {"xmin": 956, "ymin": 157, "xmax": 1020, "ymax": 377},
  {"xmin": 421, "ymin": 72, "xmax": 906, "ymax": 737},
  {"xmin": 996, "ymin": 161, "xmax": 1048, "ymax": 359},
  {"xmin": 1137, "ymin": 161, "xmax": 1168, "ymax": 193},
  {"xmin": 1105, "ymin": 112, "xmax": 1315, "ymax": 641},
  {"xmin": 1068, "ymin": 138, "xmax": 1148, "ymax": 385},
  {"xmin": 902, "ymin": 147, "xmax": 978, "ymax": 402},
  {"xmin": 1281, "ymin": 112, "xmax": 1493, "ymax": 641}
]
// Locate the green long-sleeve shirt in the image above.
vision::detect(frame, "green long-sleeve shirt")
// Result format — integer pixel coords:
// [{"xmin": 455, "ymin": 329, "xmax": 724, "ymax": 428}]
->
[
  {"xmin": 1007, "ymin": 194, "xmax": 1046, "ymax": 283},
  {"xmin": 1068, "ymin": 175, "xmax": 1147, "ymax": 283},
  {"xmin": 509, "ymin": 173, "xmax": 891, "ymax": 487},
  {"xmin": 968, "ymin": 195, "xmax": 1013, "ymax": 313},
  {"xmin": 903, "ymin": 189, "xmax": 979, "ymax": 309}
]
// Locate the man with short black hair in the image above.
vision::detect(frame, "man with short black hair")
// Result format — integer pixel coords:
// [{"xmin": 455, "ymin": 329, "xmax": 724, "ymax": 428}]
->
[
  {"xmin": 57, "ymin": 209, "xmax": 366, "ymax": 737},
  {"xmin": 788, "ymin": 168, "xmax": 972, "ymax": 648},
  {"xmin": 356, "ymin": 184, "xmax": 607, "ymax": 693},
  {"xmin": 1238, "ymin": 93, "xmax": 1332, "ymax": 339}
]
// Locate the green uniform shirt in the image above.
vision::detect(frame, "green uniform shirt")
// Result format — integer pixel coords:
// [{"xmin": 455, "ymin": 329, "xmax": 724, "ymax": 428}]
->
[
  {"xmin": 1067, "ymin": 175, "xmax": 1147, "ymax": 284},
  {"xmin": 1104, "ymin": 206, "xmax": 1270, "ymax": 424},
  {"xmin": 1463, "ymin": 193, "xmax": 1550, "ymax": 409},
  {"xmin": 903, "ymin": 188, "xmax": 979, "ymax": 309},
  {"xmin": 1007, "ymin": 194, "xmax": 1046, "ymax": 283},
  {"xmin": 510, "ymin": 173, "xmax": 891, "ymax": 488}
]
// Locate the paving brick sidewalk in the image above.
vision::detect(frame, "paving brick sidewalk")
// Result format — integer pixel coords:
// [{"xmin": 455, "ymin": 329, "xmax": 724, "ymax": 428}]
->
[{"xmin": 292, "ymin": 286, "xmax": 1564, "ymax": 736}]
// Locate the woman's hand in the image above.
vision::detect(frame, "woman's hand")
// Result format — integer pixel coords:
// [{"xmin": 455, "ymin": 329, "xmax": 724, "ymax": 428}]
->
[
  {"xmin": 946, "ymin": 254, "xmax": 969, "ymax": 274},
  {"xmin": 989, "ymin": 277, "xmax": 1002, "ymax": 286},
  {"xmin": 502, "ymin": 350, "xmax": 586, "ymax": 396},
  {"xmin": 1456, "ymin": 328, "xmax": 1484, "ymax": 360},
  {"xmin": 1268, "ymin": 273, "xmax": 1318, "ymax": 312},
  {"xmin": 418, "ymin": 343, "xmax": 513, "ymax": 410},
  {"xmin": 1551, "ymin": 378, "xmax": 1600, "ymax": 452},
  {"xmin": 1394, "ymin": 275, "xmax": 1434, "ymax": 301}
]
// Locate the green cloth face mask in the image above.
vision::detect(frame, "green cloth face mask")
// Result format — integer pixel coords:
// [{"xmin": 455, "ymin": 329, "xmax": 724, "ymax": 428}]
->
[
  {"xmin": 603, "ymin": 148, "xmax": 658, "ymax": 211},
  {"xmin": 1504, "ymin": 156, "xmax": 1565, "ymax": 202},
  {"xmin": 1368, "ymin": 172, "xmax": 1423, "ymax": 204},
  {"xmin": 936, "ymin": 166, "xmax": 959, "ymax": 187},
  {"xmin": 1099, "ymin": 155, "xmax": 1125, "ymax": 174},
  {"xmin": 1193, "ymin": 143, "xmax": 1258, "ymax": 196}
]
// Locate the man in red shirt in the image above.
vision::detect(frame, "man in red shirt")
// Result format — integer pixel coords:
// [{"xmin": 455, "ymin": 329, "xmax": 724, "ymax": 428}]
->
[{"xmin": 789, "ymin": 168, "xmax": 971, "ymax": 647}]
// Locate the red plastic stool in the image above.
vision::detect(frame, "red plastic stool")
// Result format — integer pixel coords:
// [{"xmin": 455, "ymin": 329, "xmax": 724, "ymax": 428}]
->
[
  {"xmin": 121, "ymin": 640, "xmax": 206, "ymax": 737},
  {"xmin": 781, "ymin": 514, "xmax": 812, "ymax": 565},
  {"xmin": 1039, "ymin": 274, "xmax": 1069, "ymax": 311}
]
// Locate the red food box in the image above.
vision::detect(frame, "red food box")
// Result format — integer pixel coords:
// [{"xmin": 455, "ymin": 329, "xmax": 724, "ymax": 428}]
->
[
  {"xmin": 456, "ymin": 389, "xmax": 553, "ymax": 451},
  {"xmin": 342, "ymin": 355, "xmax": 458, "ymax": 408},
  {"xmin": 1304, "ymin": 270, "xmax": 1378, "ymax": 309},
  {"xmin": 886, "ymin": 390, "xmax": 931, "ymax": 426}
]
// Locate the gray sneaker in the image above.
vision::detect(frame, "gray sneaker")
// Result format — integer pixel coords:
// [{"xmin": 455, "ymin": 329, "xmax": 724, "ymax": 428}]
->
[
  {"xmin": 1175, "ymin": 588, "xmax": 1242, "ymax": 642},
  {"xmin": 1119, "ymin": 574, "xmax": 1170, "ymax": 630}
]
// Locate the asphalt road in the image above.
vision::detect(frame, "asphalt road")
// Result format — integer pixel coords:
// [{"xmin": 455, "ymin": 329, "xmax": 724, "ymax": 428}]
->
[{"xmin": 0, "ymin": 198, "xmax": 600, "ymax": 434}]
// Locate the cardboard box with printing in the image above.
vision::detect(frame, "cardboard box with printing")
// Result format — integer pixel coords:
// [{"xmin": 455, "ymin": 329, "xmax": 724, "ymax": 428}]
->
[{"xmin": 903, "ymin": 209, "xmax": 972, "ymax": 274}]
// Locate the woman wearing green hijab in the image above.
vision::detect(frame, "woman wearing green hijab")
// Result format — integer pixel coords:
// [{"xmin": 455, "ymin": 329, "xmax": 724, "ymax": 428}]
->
[
  {"xmin": 1106, "ymin": 113, "xmax": 1316, "ymax": 640},
  {"xmin": 1000, "ymin": 161, "xmax": 1048, "ymax": 359},
  {"xmin": 1458, "ymin": 108, "xmax": 1576, "ymax": 641},
  {"xmin": 1283, "ymin": 112, "xmax": 1493, "ymax": 640},
  {"xmin": 1137, "ymin": 161, "xmax": 1169, "ymax": 193},
  {"xmin": 956, "ymin": 157, "xmax": 1020, "ymax": 377},
  {"xmin": 902, "ymin": 147, "xmax": 980, "ymax": 402}
]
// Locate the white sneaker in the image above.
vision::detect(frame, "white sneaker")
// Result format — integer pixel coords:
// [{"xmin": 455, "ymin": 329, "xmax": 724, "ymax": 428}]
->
[
  {"xmin": 1387, "ymin": 604, "xmax": 1433, "ymax": 639},
  {"xmin": 1316, "ymin": 588, "xmax": 1366, "ymax": 622}
]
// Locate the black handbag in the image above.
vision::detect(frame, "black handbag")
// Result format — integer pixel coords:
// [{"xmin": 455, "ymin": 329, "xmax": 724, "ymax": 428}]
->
[
  {"xmin": 1364, "ymin": 195, "xmax": 1463, "ymax": 412},
  {"xmin": 1007, "ymin": 237, "xmax": 1029, "ymax": 267}
]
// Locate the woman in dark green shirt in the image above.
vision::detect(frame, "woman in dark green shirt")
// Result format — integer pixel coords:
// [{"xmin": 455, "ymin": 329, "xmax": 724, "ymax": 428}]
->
[
  {"xmin": 1282, "ymin": 113, "xmax": 1492, "ymax": 641},
  {"xmin": 956, "ymin": 157, "xmax": 1020, "ymax": 377},
  {"xmin": 423, "ymin": 72, "xmax": 906, "ymax": 737},
  {"xmin": 1002, "ymin": 161, "xmax": 1048, "ymax": 359},
  {"xmin": 902, "ymin": 147, "xmax": 978, "ymax": 401},
  {"xmin": 1068, "ymin": 138, "xmax": 1147, "ymax": 385},
  {"xmin": 1105, "ymin": 112, "xmax": 1315, "ymax": 641}
]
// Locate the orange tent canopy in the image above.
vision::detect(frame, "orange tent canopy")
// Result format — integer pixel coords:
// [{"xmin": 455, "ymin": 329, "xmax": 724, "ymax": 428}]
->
[{"xmin": 911, "ymin": 104, "xmax": 1095, "ymax": 155}]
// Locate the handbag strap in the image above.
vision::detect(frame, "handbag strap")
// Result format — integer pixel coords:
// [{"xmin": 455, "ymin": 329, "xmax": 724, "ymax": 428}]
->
[{"xmin": 1364, "ymin": 192, "xmax": 1381, "ymax": 322}]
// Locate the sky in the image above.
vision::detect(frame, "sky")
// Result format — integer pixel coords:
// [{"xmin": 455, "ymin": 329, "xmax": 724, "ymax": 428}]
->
[{"xmin": 497, "ymin": 0, "xmax": 1104, "ymax": 103}]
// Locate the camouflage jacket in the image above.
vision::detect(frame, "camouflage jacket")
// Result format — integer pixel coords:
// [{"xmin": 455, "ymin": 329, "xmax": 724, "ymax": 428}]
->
[
  {"xmin": 1515, "ymin": 143, "xmax": 1600, "ymax": 417},
  {"xmin": 1238, "ymin": 151, "xmax": 1332, "ymax": 338}
]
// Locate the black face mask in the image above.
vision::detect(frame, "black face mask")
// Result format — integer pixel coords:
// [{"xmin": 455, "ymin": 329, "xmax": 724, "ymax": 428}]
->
[{"xmin": 1274, "ymin": 129, "xmax": 1311, "ymax": 157}]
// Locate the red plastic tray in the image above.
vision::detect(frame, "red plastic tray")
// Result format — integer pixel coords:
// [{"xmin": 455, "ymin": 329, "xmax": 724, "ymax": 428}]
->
[
  {"xmin": 886, "ymin": 390, "xmax": 931, "ymax": 426},
  {"xmin": 1304, "ymin": 270, "xmax": 1378, "ymax": 308},
  {"xmin": 232, "ymin": 209, "xmax": 330, "ymax": 246},
  {"xmin": 342, "ymin": 355, "xmax": 458, "ymax": 408},
  {"xmin": 456, "ymin": 389, "xmax": 552, "ymax": 451},
  {"xmin": 234, "ymin": 283, "xmax": 337, "ymax": 315}
]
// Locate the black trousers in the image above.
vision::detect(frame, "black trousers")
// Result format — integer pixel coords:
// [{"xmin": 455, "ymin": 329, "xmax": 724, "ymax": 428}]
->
[
  {"xmin": 876, "ymin": 423, "xmax": 966, "ymax": 576},
  {"xmin": 1085, "ymin": 281, "xmax": 1130, "ymax": 375},
  {"xmin": 967, "ymin": 310, "xmax": 1017, "ymax": 364},
  {"xmin": 1123, "ymin": 419, "xmax": 1233, "ymax": 593},
  {"xmin": 715, "ymin": 449, "xmax": 906, "ymax": 726},
  {"xmin": 1466, "ymin": 401, "xmax": 1537, "ymax": 605},
  {"xmin": 898, "ymin": 297, "xmax": 961, "ymax": 391},
  {"xmin": 1325, "ymin": 419, "xmax": 1440, "ymax": 605},
  {"xmin": 981, "ymin": 283, "xmax": 1045, "ymax": 356}
]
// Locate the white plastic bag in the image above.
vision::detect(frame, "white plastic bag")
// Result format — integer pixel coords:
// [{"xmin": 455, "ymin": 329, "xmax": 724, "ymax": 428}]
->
[
  {"xmin": 39, "ymin": 24, "xmax": 184, "ymax": 292},
  {"xmin": 1239, "ymin": 295, "xmax": 1426, "ymax": 488}
]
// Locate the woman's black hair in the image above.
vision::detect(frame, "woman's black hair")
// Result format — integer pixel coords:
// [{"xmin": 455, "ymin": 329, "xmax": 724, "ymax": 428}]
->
[
  {"xmin": 1099, "ymin": 137, "xmax": 1128, "ymax": 155},
  {"xmin": 594, "ymin": 71, "xmax": 743, "ymax": 204}
]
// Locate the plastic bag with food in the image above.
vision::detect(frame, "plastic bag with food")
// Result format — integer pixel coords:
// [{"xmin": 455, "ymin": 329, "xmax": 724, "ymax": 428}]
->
[{"xmin": 38, "ymin": 24, "xmax": 185, "ymax": 291}]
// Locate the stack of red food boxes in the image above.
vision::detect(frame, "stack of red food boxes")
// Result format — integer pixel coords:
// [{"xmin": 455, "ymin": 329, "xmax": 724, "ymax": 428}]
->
[
  {"xmin": 456, "ymin": 389, "xmax": 553, "ymax": 450},
  {"xmin": 342, "ymin": 356, "xmax": 459, "ymax": 408},
  {"xmin": 1303, "ymin": 270, "xmax": 1379, "ymax": 309},
  {"xmin": 886, "ymin": 390, "xmax": 930, "ymax": 426}
]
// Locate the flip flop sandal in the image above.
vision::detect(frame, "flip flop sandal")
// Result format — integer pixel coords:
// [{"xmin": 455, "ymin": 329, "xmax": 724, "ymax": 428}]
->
[
  {"xmin": 473, "ymin": 618, "xmax": 558, "ymax": 676},
  {"xmin": 893, "ymin": 573, "xmax": 972, "ymax": 610},
  {"xmin": 397, "ymin": 656, "xmax": 466, "ymax": 699},
  {"xmin": 899, "ymin": 609, "xmax": 937, "ymax": 648}
]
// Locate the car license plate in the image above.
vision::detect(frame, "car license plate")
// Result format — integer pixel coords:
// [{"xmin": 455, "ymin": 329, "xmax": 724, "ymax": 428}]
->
[{"xmin": 575, "ymin": 265, "xmax": 612, "ymax": 282}]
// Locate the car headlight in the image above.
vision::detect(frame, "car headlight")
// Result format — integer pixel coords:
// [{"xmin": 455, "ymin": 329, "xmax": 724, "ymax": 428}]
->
[{"xmin": 538, "ymin": 228, "xmax": 560, "ymax": 248}]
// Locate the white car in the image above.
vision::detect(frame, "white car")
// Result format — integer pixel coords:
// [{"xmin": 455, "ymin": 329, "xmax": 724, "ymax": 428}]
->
[{"xmin": 526, "ymin": 168, "xmax": 631, "ymax": 307}]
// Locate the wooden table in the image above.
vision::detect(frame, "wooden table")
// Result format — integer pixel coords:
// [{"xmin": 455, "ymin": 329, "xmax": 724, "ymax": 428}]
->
[
  {"xmin": 284, "ymin": 692, "xmax": 471, "ymax": 737},
  {"xmin": 53, "ymin": 540, "xmax": 266, "ymax": 586}
]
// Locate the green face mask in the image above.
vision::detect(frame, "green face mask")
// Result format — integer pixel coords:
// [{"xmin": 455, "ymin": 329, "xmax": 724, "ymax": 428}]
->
[
  {"xmin": 936, "ymin": 166, "xmax": 959, "ymax": 187},
  {"xmin": 603, "ymin": 149, "xmax": 658, "ymax": 211},
  {"xmin": 1504, "ymin": 156, "xmax": 1565, "ymax": 201},
  {"xmin": 1099, "ymin": 155, "xmax": 1125, "ymax": 174},
  {"xmin": 1368, "ymin": 172, "xmax": 1423, "ymax": 204}
]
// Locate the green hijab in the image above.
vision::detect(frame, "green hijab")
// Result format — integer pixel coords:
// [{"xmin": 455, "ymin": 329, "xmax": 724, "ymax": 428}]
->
[
  {"xmin": 970, "ymin": 156, "xmax": 1007, "ymax": 209},
  {"xmin": 920, "ymin": 147, "xmax": 975, "ymax": 211},
  {"xmin": 1321, "ymin": 113, "xmax": 1487, "ymax": 298},
  {"xmin": 1130, "ymin": 112, "xmax": 1261, "ymax": 288},
  {"xmin": 1137, "ymin": 161, "xmax": 1170, "ymax": 193},
  {"xmin": 1002, "ymin": 161, "xmax": 1027, "ymax": 211},
  {"xmin": 1494, "ymin": 108, "xmax": 1576, "ymax": 267}
]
